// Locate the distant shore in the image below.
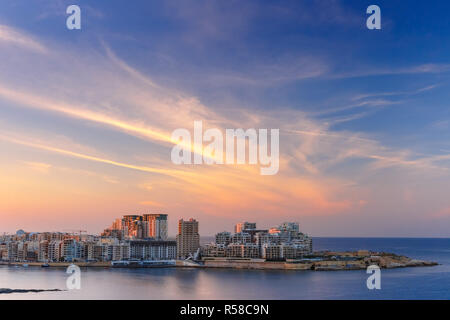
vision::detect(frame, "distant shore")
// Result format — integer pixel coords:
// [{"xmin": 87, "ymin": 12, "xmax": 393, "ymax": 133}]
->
[
  {"xmin": 0, "ymin": 261, "xmax": 111, "ymax": 268},
  {"xmin": 0, "ymin": 250, "xmax": 438, "ymax": 271},
  {"xmin": 0, "ymin": 288, "xmax": 63, "ymax": 294}
]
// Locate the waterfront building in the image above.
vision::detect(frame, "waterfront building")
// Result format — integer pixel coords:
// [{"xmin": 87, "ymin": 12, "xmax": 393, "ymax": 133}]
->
[
  {"xmin": 226, "ymin": 243, "xmax": 260, "ymax": 258},
  {"xmin": 231, "ymin": 232, "xmax": 251, "ymax": 244},
  {"xmin": 255, "ymin": 232, "xmax": 279, "ymax": 246},
  {"xmin": 202, "ymin": 220, "xmax": 313, "ymax": 261},
  {"xmin": 143, "ymin": 214, "xmax": 168, "ymax": 240},
  {"xmin": 0, "ymin": 244, "xmax": 7, "ymax": 260},
  {"xmin": 112, "ymin": 242, "xmax": 131, "ymax": 261},
  {"xmin": 86, "ymin": 243, "xmax": 104, "ymax": 261},
  {"xmin": 38, "ymin": 240, "xmax": 49, "ymax": 262},
  {"xmin": 7, "ymin": 242, "xmax": 19, "ymax": 261},
  {"xmin": 281, "ymin": 243, "xmax": 310, "ymax": 259},
  {"xmin": 48, "ymin": 240, "xmax": 63, "ymax": 262},
  {"xmin": 129, "ymin": 240, "xmax": 176, "ymax": 260},
  {"xmin": 176, "ymin": 218, "xmax": 200, "ymax": 259},
  {"xmin": 17, "ymin": 242, "xmax": 27, "ymax": 261},
  {"xmin": 215, "ymin": 231, "xmax": 231, "ymax": 245},
  {"xmin": 261, "ymin": 243, "xmax": 310, "ymax": 260},
  {"xmin": 24, "ymin": 241, "xmax": 37, "ymax": 261},
  {"xmin": 1, "ymin": 218, "xmax": 312, "ymax": 263},
  {"xmin": 261, "ymin": 243, "xmax": 283, "ymax": 260},
  {"xmin": 202, "ymin": 243, "xmax": 227, "ymax": 257},
  {"xmin": 62, "ymin": 239, "xmax": 83, "ymax": 262}
]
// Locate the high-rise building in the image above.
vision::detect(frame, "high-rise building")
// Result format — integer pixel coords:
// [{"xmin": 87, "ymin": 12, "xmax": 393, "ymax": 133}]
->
[
  {"xmin": 103, "ymin": 214, "xmax": 169, "ymax": 240},
  {"xmin": 176, "ymin": 218, "xmax": 200, "ymax": 259},
  {"xmin": 234, "ymin": 222, "xmax": 256, "ymax": 233},
  {"xmin": 121, "ymin": 215, "xmax": 143, "ymax": 239},
  {"xmin": 143, "ymin": 214, "xmax": 168, "ymax": 240}
]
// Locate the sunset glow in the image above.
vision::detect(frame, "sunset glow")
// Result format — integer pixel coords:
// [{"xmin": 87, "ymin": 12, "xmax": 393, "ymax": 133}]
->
[{"xmin": 1, "ymin": 1, "xmax": 450, "ymax": 237}]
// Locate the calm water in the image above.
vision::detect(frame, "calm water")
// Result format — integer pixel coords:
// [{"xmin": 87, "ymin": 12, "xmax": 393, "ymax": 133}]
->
[{"xmin": 1, "ymin": 238, "xmax": 449, "ymax": 300}]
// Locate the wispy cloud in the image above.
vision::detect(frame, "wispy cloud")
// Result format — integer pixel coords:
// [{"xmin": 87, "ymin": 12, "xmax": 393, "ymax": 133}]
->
[
  {"xmin": 0, "ymin": 25, "xmax": 47, "ymax": 54},
  {"xmin": 0, "ymin": 85, "xmax": 173, "ymax": 144},
  {"xmin": 352, "ymin": 84, "xmax": 439, "ymax": 101},
  {"xmin": 0, "ymin": 133, "xmax": 186, "ymax": 178},
  {"xmin": 312, "ymin": 99, "xmax": 403, "ymax": 117},
  {"xmin": 0, "ymin": 21, "xmax": 449, "ymax": 232},
  {"xmin": 21, "ymin": 161, "xmax": 52, "ymax": 174},
  {"xmin": 331, "ymin": 64, "xmax": 450, "ymax": 80}
]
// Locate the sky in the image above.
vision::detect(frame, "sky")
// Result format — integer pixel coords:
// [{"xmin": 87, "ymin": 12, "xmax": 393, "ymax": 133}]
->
[{"xmin": 0, "ymin": 0, "xmax": 450, "ymax": 237}]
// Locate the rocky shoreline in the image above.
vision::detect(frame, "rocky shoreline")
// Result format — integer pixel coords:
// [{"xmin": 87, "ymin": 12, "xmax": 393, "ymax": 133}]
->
[
  {"xmin": 0, "ymin": 288, "xmax": 63, "ymax": 294},
  {"xmin": 309, "ymin": 250, "xmax": 438, "ymax": 271},
  {"xmin": 200, "ymin": 250, "xmax": 438, "ymax": 271}
]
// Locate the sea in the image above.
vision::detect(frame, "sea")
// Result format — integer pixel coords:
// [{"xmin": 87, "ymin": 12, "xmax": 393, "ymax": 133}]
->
[{"xmin": 0, "ymin": 238, "xmax": 449, "ymax": 300}]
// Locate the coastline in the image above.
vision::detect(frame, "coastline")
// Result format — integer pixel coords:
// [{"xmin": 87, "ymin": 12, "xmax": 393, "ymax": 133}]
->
[
  {"xmin": 1, "ymin": 238, "xmax": 447, "ymax": 299},
  {"xmin": 0, "ymin": 250, "xmax": 438, "ymax": 271}
]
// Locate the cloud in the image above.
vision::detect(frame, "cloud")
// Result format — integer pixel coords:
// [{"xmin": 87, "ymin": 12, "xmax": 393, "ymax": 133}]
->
[
  {"xmin": 331, "ymin": 64, "xmax": 450, "ymax": 79},
  {"xmin": 205, "ymin": 56, "xmax": 329, "ymax": 87},
  {"xmin": 312, "ymin": 99, "xmax": 403, "ymax": 117},
  {"xmin": 0, "ymin": 85, "xmax": 173, "ymax": 144},
  {"xmin": 0, "ymin": 25, "xmax": 47, "ymax": 54},
  {"xmin": 56, "ymin": 166, "xmax": 119, "ymax": 185},
  {"xmin": 352, "ymin": 85, "xmax": 439, "ymax": 101},
  {"xmin": 21, "ymin": 161, "xmax": 52, "ymax": 174},
  {"xmin": 0, "ymin": 20, "xmax": 449, "ymax": 230},
  {"xmin": 0, "ymin": 133, "xmax": 186, "ymax": 178}
]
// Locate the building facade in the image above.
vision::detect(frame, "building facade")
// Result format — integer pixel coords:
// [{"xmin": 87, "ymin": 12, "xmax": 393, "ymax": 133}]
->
[
  {"xmin": 176, "ymin": 218, "xmax": 200, "ymax": 259},
  {"xmin": 234, "ymin": 222, "xmax": 257, "ymax": 233},
  {"xmin": 143, "ymin": 214, "xmax": 168, "ymax": 240}
]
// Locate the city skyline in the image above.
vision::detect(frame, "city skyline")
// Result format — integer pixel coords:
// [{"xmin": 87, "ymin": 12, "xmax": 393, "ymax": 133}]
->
[
  {"xmin": 3, "ymin": 215, "xmax": 309, "ymax": 238},
  {"xmin": 1, "ymin": 1, "xmax": 450, "ymax": 237},
  {"xmin": 0, "ymin": 216, "xmax": 312, "ymax": 264}
]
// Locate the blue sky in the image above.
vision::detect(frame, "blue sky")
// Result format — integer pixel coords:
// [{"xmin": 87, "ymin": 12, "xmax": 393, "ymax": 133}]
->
[{"xmin": 0, "ymin": 0, "xmax": 449, "ymax": 236}]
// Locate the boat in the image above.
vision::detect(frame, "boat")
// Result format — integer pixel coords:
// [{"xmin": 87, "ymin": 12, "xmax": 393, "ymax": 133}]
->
[
  {"xmin": 22, "ymin": 264, "xmax": 29, "ymax": 267},
  {"xmin": 41, "ymin": 263, "xmax": 50, "ymax": 268}
]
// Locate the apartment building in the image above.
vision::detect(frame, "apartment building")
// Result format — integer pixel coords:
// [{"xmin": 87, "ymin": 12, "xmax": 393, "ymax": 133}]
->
[
  {"xmin": 232, "ymin": 232, "xmax": 251, "ymax": 244},
  {"xmin": 143, "ymin": 214, "xmax": 168, "ymax": 240},
  {"xmin": 176, "ymin": 218, "xmax": 200, "ymax": 259},
  {"xmin": 234, "ymin": 222, "xmax": 256, "ymax": 233},
  {"xmin": 215, "ymin": 231, "xmax": 231, "ymax": 246}
]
